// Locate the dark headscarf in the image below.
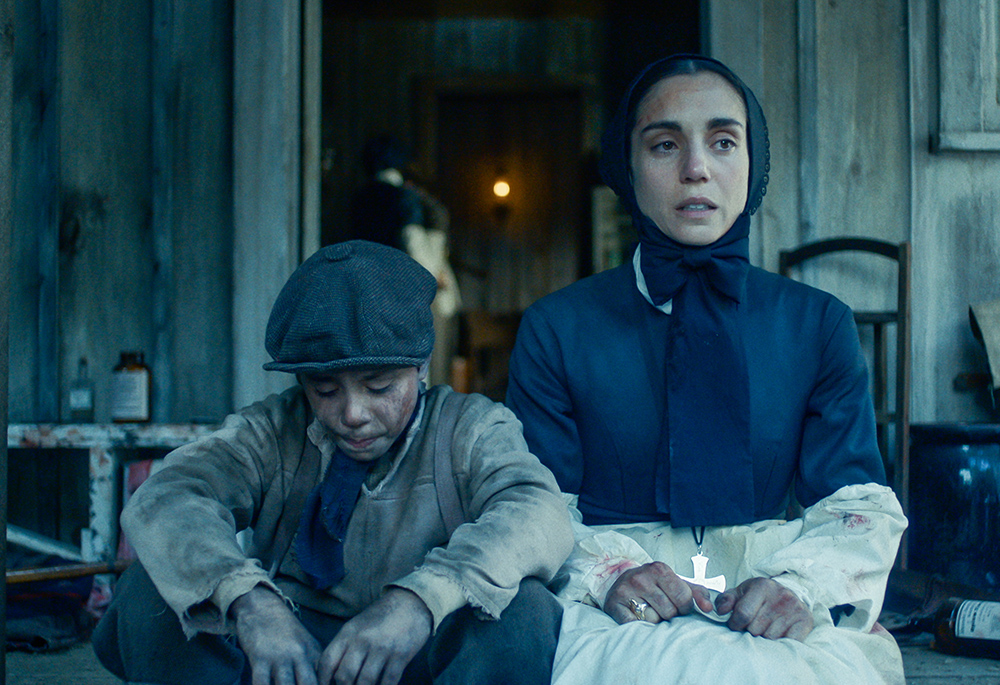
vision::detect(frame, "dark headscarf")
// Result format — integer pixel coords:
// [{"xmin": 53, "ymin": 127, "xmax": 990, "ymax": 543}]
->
[{"xmin": 599, "ymin": 54, "xmax": 770, "ymax": 528}]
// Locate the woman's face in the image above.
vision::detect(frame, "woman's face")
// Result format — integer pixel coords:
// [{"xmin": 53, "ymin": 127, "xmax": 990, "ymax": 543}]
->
[{"xmin": 629, "ymin": 71, "xmax": 750, "ymax": 246}]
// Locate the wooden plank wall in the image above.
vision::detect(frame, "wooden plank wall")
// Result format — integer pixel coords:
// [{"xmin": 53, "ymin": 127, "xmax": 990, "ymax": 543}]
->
[
  {"xmin": 231, "ymin": 0, "xmax": 309, "ymax": 411},
  {"xmin": 909, "ymin": 0, "xmax": 1000, "ymax": 423},
  {"xmin": 9, "ymin": 0, "xmax": 58, "ymax": 423},
  {"xmin": 9, "ymin": 0, "xmax": 236, "ymax": 425},
  {"xmin": 714, "ymin": 0, "xmax": 910, "ymax": 309},
  {"xmin": 56, "ymin": 1, "xmax": 155, "ymax": 424},
  {"xmin": 2, "ymin": 0, "xmax": 14, "ymax": 668},
  {"xmin": 712, "ymin": 0, "xmax": 1000, "ymax": 423},
  {"xmin": 151, "ymin": 2, "xmax": 234, "ymax": 424}
]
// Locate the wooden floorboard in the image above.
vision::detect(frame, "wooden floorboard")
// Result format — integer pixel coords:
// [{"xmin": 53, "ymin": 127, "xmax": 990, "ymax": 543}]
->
[
  {"xmin": 5, "ymin": 637, "xmax": 1000, "ymax": 684},
  {"xmin": 899, "ymin": 640, "xmax": 1000, "ymax": 683}
]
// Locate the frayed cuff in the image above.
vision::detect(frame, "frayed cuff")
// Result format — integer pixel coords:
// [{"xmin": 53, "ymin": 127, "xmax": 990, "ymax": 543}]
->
[
  {"xmin": 769, "ymin": 572, "xmax": 817, "ymax": 616},
  {"xmin": 388, "ymin": 568, "xmax": 491, "ymax": 633},
  {"xmin": 180, "ymin": 561, "xmax": 279, "ymax": 638}
]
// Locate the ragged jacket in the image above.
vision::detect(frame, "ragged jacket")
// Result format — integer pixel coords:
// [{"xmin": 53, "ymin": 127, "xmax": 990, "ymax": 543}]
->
[{"xmin": 121, "ymin": 384, "xmax": 573, "ymax": 637}]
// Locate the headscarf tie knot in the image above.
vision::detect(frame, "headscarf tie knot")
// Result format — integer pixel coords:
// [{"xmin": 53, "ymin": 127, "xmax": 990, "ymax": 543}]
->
[{"xmin": 682, "ymin": 249, "xmax": 712, "ymax": 271}]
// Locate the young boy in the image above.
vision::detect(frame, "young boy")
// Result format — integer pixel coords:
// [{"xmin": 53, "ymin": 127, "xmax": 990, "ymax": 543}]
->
[{"xmin": 94, "ymin": 240, "xmax": 573, "ymax": 685}]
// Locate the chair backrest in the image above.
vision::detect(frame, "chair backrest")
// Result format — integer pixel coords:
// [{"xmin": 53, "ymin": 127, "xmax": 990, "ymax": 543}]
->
[
  {"xmin": 459, "ymin": 310, "xmax": 522, "ymax": 401},
  {"xmin": 779, "ymin": 238, "xmax": 911, "ymax": 563}
]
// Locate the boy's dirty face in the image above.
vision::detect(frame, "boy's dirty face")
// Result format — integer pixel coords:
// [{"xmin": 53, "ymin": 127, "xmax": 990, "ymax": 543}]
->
[{"xmin": 301, "ymin": 365, "xmax": 425, "ymax": 462}]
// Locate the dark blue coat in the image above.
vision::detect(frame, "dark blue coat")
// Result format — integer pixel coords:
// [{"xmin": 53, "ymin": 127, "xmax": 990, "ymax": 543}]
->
[{"xmin": 506, "ymin": 261, "xmax": 886, "ymax": 526}]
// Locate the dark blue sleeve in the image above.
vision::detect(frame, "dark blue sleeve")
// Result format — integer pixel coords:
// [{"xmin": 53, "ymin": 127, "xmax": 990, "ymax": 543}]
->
[
  {"xmin": 795, "ymin": 305, "xmax": 887, "ymax": 508},
  {"xmin": 505, "ymin": 303, "xmax": 584, "ymax": 495}
]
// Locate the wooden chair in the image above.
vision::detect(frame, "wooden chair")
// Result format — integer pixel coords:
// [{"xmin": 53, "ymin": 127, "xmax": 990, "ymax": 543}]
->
[
  {"xmin": 456, "ymin": 310, "xmax": 522, "ymax": 402},
  {"xmin": 779, "ymin": 238, "xmax": 912, "ymax": 565}
]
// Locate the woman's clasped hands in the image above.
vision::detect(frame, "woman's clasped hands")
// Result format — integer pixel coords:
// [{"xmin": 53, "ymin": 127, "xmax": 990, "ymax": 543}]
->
[{"xmin": 603, "ymin": 562, "xmax": 814, "ymax": 641}]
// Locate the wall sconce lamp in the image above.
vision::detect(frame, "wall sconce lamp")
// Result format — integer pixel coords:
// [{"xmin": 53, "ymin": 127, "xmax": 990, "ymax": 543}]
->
[{"xmin": 493, "ymin": 174, "xmax": 510, "ymax": 223}]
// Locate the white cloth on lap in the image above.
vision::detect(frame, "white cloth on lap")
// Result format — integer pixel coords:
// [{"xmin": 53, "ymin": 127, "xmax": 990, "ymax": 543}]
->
[
  {"xmin": 552, "ymin": 483, "xmax": 908, "ymax": 685},
  {"xmin": 554, "ymin": 604, "xmax": 904, "ymax": 685}
]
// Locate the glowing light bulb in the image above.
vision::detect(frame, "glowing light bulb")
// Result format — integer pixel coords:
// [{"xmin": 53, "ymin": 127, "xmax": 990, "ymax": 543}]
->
[{"xmin": 493, "ymin": 180, "xmax": 510, "ymax": 198}]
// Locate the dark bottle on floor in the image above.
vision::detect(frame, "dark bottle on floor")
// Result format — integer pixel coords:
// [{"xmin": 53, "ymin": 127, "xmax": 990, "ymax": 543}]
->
[{"xmin": 913, "ymin": 597, "xmax": 1000, "ymax": 660}]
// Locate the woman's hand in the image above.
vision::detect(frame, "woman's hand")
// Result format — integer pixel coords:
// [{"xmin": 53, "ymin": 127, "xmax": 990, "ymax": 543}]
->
[
  {"xmin": 603, "ymin": 561, "xmax": 714, "ymax": 624},
  {"xmin": 715, "ymin": 577, "xmax": 814, "ymax": 641}
]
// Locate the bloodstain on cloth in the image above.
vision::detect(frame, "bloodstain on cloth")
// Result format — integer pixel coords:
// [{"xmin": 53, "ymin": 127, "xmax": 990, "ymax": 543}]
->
[{"xmin": 842, "ymin": 513, "xmax": 871, "ymax": 529}]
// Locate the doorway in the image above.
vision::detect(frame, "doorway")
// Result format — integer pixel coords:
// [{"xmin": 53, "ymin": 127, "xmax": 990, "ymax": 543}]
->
[
  {"xmin": 420, "ymin": 80, "xmax": 589, "ymax": 315},
  {"xmin": 416, "ymin": 78, "xmax": 590, "ymax": 398}
]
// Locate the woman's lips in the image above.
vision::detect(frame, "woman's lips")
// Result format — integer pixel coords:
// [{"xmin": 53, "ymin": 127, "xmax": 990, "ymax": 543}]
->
[{"xmin": 677, "ymin": 198, "xmax": 717, "ymax": 212}]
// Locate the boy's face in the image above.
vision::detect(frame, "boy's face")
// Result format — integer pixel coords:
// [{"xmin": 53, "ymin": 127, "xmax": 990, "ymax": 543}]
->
[{"xmin": 301, "ymin": 365, "xmax": 425, "ymax": 462}]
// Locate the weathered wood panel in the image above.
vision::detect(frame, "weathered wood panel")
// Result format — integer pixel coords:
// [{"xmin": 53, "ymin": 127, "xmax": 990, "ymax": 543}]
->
[
  {"xmin": 10, "ymin": 0, "xmax": 244, "ymax": 424},
  {"xmin": 757, "ymin": 0, "xmax": 800, "ymax": 273},
  {"xmin": 711, "ymin": 0, "xmax": 910, "ymax": 312},
  {"xmin": 3, "ymin": 0, "xmax": 14, "ymax": 667},
  {"xmin": 232, "ymin": 0, "xmax": 308, "ymax": 410},
  {"xmin": 712, "ymin": 0, "xmax": 1000, "ymax": 423},
  {"xmin": 57, "ymin": 0, "xmax": 154, "ymax": 424},
  {"xmin": 9, "ymin": 0, "xmax": 57, "ymax": 423},
  {"xmin": 153, "ymin": 2, "xmax": 234, "ymax": 423},
  {"xmin": 937, "ymin": 0, "xmax": 1000, "ymax": 150},
  {"xmin": 909, "ymin": 0, "xmax": 1000, "ymax": 423},
  {"xmin": 796, "ymin": 0, "xmax": 910, "ymax": 314}
]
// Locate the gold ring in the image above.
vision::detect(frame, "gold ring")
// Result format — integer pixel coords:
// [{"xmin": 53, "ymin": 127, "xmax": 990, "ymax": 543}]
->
[{"xmin": 628, "ymin": 597, "xmax": 648, "ymax": 621}]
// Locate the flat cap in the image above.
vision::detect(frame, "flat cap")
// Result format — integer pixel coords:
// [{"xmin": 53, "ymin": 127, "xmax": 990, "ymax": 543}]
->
[{"xmin": 263, "ymin": 240, "xmax": 437, "ymax": 374}]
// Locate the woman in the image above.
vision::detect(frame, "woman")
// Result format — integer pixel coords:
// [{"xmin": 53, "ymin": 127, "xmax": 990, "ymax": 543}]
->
[{"xmin": 506, "ymin": 54, "xmax": 907, "ymax": 684}]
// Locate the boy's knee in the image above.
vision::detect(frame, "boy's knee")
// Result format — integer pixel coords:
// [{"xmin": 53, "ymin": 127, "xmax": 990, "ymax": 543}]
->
[{"xmin": 430, "ymin": 578, "xmax": 562, "ymax": 683}]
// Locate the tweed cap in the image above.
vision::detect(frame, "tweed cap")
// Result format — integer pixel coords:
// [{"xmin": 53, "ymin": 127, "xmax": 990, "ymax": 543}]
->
[{"xmin": 263, "ymin": 240, "xmax": 437, "ymax": 374}]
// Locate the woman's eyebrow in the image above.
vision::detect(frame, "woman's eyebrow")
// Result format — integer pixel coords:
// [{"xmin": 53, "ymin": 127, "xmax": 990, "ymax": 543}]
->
[
  {"xmin": 638, "ymin": 120, "xmax": 682, "ymax": 135},
  {"xmin": 638, "ymin": 117, "xmax": 745, "ymax": 135},
  {"xmin": 708, "ymin": 117, "xmax": 745, "ymax": 131}
]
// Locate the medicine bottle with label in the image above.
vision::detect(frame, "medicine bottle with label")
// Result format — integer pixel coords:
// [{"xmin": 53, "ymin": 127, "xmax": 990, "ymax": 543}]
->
[
  {"xmin": 110, "ymin": 351, "xmax": 151, "ymax": 423},
  {"xmin": 68, "ymin": 356, "xmax": 95, "ymax": 423},
  {"xmin": 912, "ymin": 597, "xmax": 1000, "ymax": 660}
]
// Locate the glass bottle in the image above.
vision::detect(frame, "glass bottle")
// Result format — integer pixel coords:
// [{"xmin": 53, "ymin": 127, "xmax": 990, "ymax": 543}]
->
[
  {"xmin": 912, "ymin": 597, "xmax": 1000, "ymax": 659},
  {"xmin": 110, "ymin": 351, "xmax": 151, "ymax": 423},
  {"xmin": 68, "ymin": 356, "xmax": 95, "ymax": 423}
]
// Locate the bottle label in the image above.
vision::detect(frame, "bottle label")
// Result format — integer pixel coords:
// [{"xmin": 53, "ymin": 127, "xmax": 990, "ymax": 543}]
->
[
  {"xmin": 111, "ymin": 369, "xmax": 150, "ymax": 421},
  {"xmin": 69, "ymin": 387, "xmax": 93, "ymax": 411},
  {"xmin": 954, "ymin": 600, "xmax": 1000, "ymax": 641}
]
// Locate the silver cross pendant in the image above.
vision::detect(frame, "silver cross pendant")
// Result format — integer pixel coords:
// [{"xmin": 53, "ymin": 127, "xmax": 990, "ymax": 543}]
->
[{"xmin": 677, "ymin": 550, "xmax": 726, "ymax": 592}]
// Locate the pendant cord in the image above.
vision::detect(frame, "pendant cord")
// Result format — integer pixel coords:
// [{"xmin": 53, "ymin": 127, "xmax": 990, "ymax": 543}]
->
[{"xmin": 691, "ymin": 525, "xmax": 706, "ymax": 553}]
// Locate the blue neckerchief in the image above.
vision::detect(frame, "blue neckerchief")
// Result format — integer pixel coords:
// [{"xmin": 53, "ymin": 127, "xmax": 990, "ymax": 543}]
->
[
  {"xmin": 641, "ymin": 210, "xmax": 755, "ymax": 528},
  {"xmin": 295, "ymin": 391, "xmax": 423, "ymax": 589},
  {"xmin": 295, "ymin": 449, "xmax": 370, "ymax": 589}
]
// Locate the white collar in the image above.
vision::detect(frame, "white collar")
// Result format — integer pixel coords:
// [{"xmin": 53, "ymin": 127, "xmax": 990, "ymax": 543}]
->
[{"xmin": 633, "ymin": 245, "xmax": 673, "ymax": 315}]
